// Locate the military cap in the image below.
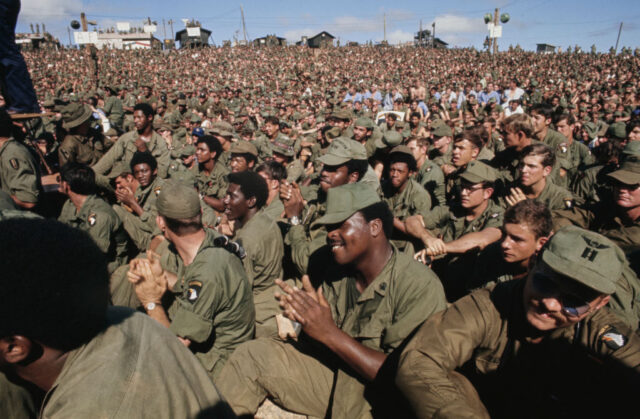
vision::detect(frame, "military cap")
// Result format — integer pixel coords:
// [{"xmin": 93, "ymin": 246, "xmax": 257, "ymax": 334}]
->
[
  {"xmin": 395, "ymin": 120, "xmax": 406, "ymax": 129},
  {"xmin": 178, "ymin": 144, "xmax": 196, "ymax": 158},
  {"xmin": 375, "ymin": 130, "xmax": 403, "ymax": 149},
  {"xmin": 213, "ymin": 120, "xmax": 234, "ymax": 132},
  {"xmin": 459, "ymin": 160, "xmax": 497, "ymax": 184},
  {"xmin": 158, "ymin": 123, "xmax": 173, "ymax": 133},
  {"xmin": 582, "ymin": 122, "xmax": 598, "ymax": 140},
  {"xmin": 177, "ymin": 99, "xmax": 187, "ymax": 106},
  {"xmin": 330, "ymin": 108, "xmax": 352, "ymax": 121},
  {"xmin": 325, "ymin": 126, "xmax": 342, "ymax": 140},
  {"xmin": 607, "ymin": 159, "xmax": 640, "ymax": 185},
  {"xmin": 61, "ymin": 103, "xmax": 93, "ymax": 129},
  {"xmin": 230, "ymin": 140, "xmax": 258, "ymax": 157},
  {"xmin": 354, "ymin": 117, "xmax": 374, "ymax": 129},
  {"xmin": 389, "ymin": 145, "xmax": 413, "ymax": 158},
  {"xmin": 622, "ymin": 141, "xmax": 640, "ymax": 157},
  {"xmin": 280, "ymin": 120, "xmax": 291, "ymax": 128},
  {"xmin": 541, "ymin": 226, "xmax": 622, "ymax": 295},
  {"xmin": 42, "ymin": 99, "xmax": 55, "ymax": 108},
  {"xmin": 488, "ymin": 97, "xmax": 497, "ymax": 104},
  {"xmin": 156, "ymin": 180, "xmax": 201, "ymax": 219},
  {"xmin": 271, "ymin": 138, "xmax": 295, "ymax": 157},
  {"xmin": 607, "ymin": 122, "xmax": 627, "ymax": 140},
  {"xmin": 190, "ymin": 114, "xmax": 202, "ymax": 124},
  {"xmin": 432, "ymin": 122, "xmax": 453, "ymax": 137},
  {"xmin": 315, "ymin": 183, "xmax": 381, "ymax": 225},
  {"xmin": 319, "ymin": 137, "xmax": 367, "ymax": 166}
]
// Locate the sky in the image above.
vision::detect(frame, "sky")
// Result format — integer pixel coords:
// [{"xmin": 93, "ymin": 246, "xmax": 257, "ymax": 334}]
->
[{"xmin": 16, "ymin": 0, "xmax": 640, "ymax": 52}]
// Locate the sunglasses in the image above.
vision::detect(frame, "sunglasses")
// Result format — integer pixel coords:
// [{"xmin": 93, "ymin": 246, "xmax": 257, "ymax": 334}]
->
[{"xmin": 531, "ymin": 272, "xmax": 591, "ymax": 318}]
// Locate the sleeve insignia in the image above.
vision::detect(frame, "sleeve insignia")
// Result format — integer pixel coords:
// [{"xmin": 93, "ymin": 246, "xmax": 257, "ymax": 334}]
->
[
  {"xmin": 187, "ymin": 280, "xmax": 203, "ymax": 303},
  {"xmin": 154, "ymin": 186, "xmax": 162, "ymax": 196},
  {"xmin": 426, "ymin": 166, "xmax": 432, "ymax": 172},
  {"xmin": 599, "ymin": 326, "xmax": 627, "ymax": 350},
  {"xmin": 563, "ymin": 198, "xmax": 573, "ymax": 209},
  {"xmin": 559, "ymin": 143, "xmax": 568, "ymax": 153},
  {"xmin": 9, "ymin": 158, "xmax": 19, "ymax": 170},
  {"xmin": 490, "ymin": 212, "xmax": 500, "ymax": 218},
  {"xmin": 88, "ymin": 213, "xmax": 97, "ymax": 226}
]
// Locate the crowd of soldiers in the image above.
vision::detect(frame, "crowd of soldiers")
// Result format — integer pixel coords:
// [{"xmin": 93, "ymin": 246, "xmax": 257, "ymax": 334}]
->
[{"xmin": 0, "ymin": 44, "xmax": 639, "ymax": 418}]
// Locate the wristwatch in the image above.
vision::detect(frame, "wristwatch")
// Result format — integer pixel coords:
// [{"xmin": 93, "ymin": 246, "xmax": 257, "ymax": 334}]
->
[
  {"xmin": 289, "ymin": 215, "xmax": 301, "ymax": 226},
  {"xmin": 146, "ymin": 302, "xmax": 158, "ymax": 311}
]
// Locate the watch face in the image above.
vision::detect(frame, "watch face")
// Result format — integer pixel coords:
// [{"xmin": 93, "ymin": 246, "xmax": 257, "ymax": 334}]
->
[{"xmin": 146, "ymin": 302, "xmax": 156, "ymax": 311}]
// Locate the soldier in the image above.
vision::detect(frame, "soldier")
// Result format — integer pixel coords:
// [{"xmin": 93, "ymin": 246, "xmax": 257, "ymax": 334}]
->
[
  {"xmin": 0, "ymin": 108, "xmax": 40, "ymax": 209},
  {"xmin": 127, "ymin": 180, "xmax": 255, "ymax": 379},
  {"xmin": 255, "ymin": 160, "xmax": 286, "ymax": 220},
  {"xmin": 93, "ymin": 103, "xmax": 170, "ymax": 180},
  {"xmin": 397, "ymin": 226, "xmax": 640, "ymax": 418},
  {"xmin": 58, "ymin": 163, "xmax": 128, "ymax": 274},
  {"xmin": 113, "ymin": 151, "xmax": 163, "ymax": 252},
  {"xmin": 406, "ymin": 136, "xmax": 445, "ymax": 207},
  {"xmin": 554, "ymin": 113, "xmax": 595, "ymax": 184},
  {"xmin": 446, "ymin": 129, "xmax": 483, "ymax": 202},
  {"xmin": 218, "ymin": 183, "xmax": 447, "ymax": 418},
  {"xmin": 223, "ymin": 171, "xmax": 284, "ymax": 337},
  {"xmin": 381, "ymin": 145, "xmax": 432, "ymax": 253},
  {"xmin": 428, "ymin": 120, "xmax": 454, "ymax": 171},
  {"xmin": 499, "ymin": 144, "xmax": 578, "ymax": 211},
  {"xmin": 58, "ymin": 103, "xmax": 104, "ymax": 167},
  {"xmin": 351, "ymin": 117, "xmax": 382, "ymax": 158},
  {"xmin": 410, "ymin": 161, "xmax": 504, "ymax": 300},
  {"xmin": 0, "ymin": 218, "xmax": 233, "ymax": 418},
  {"xmin": 102, "ymin": 85, "xmax": 124, "ymax": 132},
  {"xmin": 229, "ymin": 140, "xmax": 258, "ymax": 173},
  {"xmin": 195, "ymin": 135, "xmax": 228, "ymax": 212},
  {"xmin": 553, "ymin": 155, "xmax": 640, "ymax": 256},
  {"xmin": 280, "ymin": 137, "xmax": 370, "ymax": 275}
]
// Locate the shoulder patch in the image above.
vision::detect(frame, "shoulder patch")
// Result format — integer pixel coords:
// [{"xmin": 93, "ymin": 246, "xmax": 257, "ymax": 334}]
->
[
  {"xmin": 490, "ymin": 212, "xmax": 500, "ymax": 218},
  {"xmin": 563, "ymin": 198, "xmax": 573, "ymax": 209},
  {"xmin": 598, "ymin": 326, "xmax": 627, "ymax": 350},
  {"xmin": 426, "ymin": 166, "xmax": 432, "ymax": 172},
  {"xmin": 558, "ymin": 143, "xmax": 568, "ymax": 153},
  {"xmin": 88, "ymin": 213, "xmax": 97, "ymax": 226},
  {"xmin": 154, "ymin": 186, "xmax": 162, "ymax": 196},
  {"xmin": 187, "ymin": 280, "xmax": 202, "ymax": 303},
  {"xmin": 9, "ymin": 158, "xmax": 19, "ymax": 170}
]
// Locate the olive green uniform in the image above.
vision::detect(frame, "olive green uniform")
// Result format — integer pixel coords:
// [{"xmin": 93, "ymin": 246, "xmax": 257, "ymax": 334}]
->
[
  {"xmin": 429, "ymin": 146, "xmax": 453, "ymax": 168},
  {"xmin": 58, "ymin": 133, "xmax": 104, "ymax": 167},
  {"xmin": 286, "ymin": 158, "xmax": 305, "ymax": 184},
  {"xmin": 382, "ymin": 178, "xmax": 432, "ymax": 253},
  {"xmin": 165, "ymin": 229, "xmax": 255, "ymax": 379},
  {"xmin": 218, "ymin": 248, "xmax": 447, "ymax": 418},
  {"xmin": 498, "ymin": 179, "xmax": 577, "ymax": 211},
  {"xmin": 553, "ymin": 203, "xmax": 640, "ymax": 256},
  {"xmin": 286, "ymin": 190, "xmax": 328, "ymax": 275},
  {"xmin": 235, "ymin": 209, "xmax": 284, "ymax": 337},
  {"xmin": 415, "ymin": 159, "xmax": 446, "ymax": 207},
  {"xmin": 113, "ymin": 176, "xmax": 163, "ymax": 251},
  {"xmin": 34, "ymin": 307, "xmax": 233, "ymax": 418},
  {"xmin": 92, "ymin": 130, "xmax": 170, "ymax": 179},
  {"xmin": 103, "ymin": 95, "xmax": 124, "ymax": 130},
  {"xmin": 196, "ymin": 162, "xmax": 228, "ymax": 202},
  {"xmin": 397, "ymin": 280, "xmax": 640, "ymax": 418},
  {"xmin": 263, "ymin": 196, "xmax": 285, "ymax": 220},
  {"xmin": 0, "ymin": 138, "xmax": 40, "ymax": 206},
  {"xmin": 58, "ymin": 194, "xmax": 128, "ymax": 274}
]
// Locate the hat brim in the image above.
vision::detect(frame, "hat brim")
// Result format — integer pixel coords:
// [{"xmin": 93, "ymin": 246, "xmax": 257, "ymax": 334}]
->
[
  {"xmin": 541, "ymin": 251, "xmax": 617, "ymax": 295},
  {"xmin": 62, "ymin": 107, "xmax": 93, "ymax": 129},
  {"xmin": 607, "ymin": 170, "xmax": 640, "ymax": 185},
  {"xmin": 459, "ymin": 172, "xmax": 487, "ymax": 184},
  {"xmin": 319, "ymin": 154, "xmax": 349, "ymax": 166}
]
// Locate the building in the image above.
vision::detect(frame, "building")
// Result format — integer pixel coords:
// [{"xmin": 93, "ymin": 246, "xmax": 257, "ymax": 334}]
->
[
  {"xmin": 536, "ymin": 43, "xmax": 556, "ymax": 53},
  {"xmin": 94, "ymin": 32, "xmax": 161, "ymax": 50},
  {"xmin": 414, "ymin": 29, "xmax": 448, "ymax": 49},
  {"xmin": 296, "ymin": 31, "xmax": 335, "ymax": 48},
  {"xmin": 175, "ymin": 24, "xmax": 212, "ymax": 49},
  {"xmin": 15, "ymin": 32, "xmax": 60, "ymax": 51},
  {"xmin": 254, "ymin": 35, "xmax": 286, "ymax": 47}
]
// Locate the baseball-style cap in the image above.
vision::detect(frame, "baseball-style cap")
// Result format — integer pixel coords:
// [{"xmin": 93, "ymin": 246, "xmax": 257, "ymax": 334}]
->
[
  {"xmin": 156, "ymin": 180, "xmax": 201, "ymax": 219},
  {"xmin": 271, "ymin": 138, "xmax": 295, "ymax": 157},
  {"xmin": 432, "ymin": 121, "xmax": 453, "ymax": 137},
  {"xmin": 230, "ymin": 140, "xmax": 258, "ymax": 157},
  {"xmin": 329, "ymin": 108, "xmax": 352, "ymax": 121},
  {"xmin": 389, "ymin": 145, "xmax": 413, "ymax": 158},
  {"xmin": 607, "ymin": 122, "xmax": 627, "ymax": 140},
  {"xmin": 622, "ymin": 140, "xmax": 640, "ymax": 157},
  {"xmin": 606, "ymin": 160, "xmax": 640, "ymax": 185},
  {"xmin": 315, "ymin": 183, "xmax": 381, "ymax": 225},
  {"xmin": 354, "ymin": 117, "xmax": 375, "ymax": 129},
  {"xmin": 459, "ymin": 160, "xmax": 497, "ymax": 184},
  {"xmin": 541, "ymin": 226, "xmax": 622, "ymax": 295},
  {"xmin": 375, "ymin": 130, "xmax": 403, "ymax": 149},
  {"xmin": 318, "ymin": 137, "xmax": 367, "ymax": 166}
]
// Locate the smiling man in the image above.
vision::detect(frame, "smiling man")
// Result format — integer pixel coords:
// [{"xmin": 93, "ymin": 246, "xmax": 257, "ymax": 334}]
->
[
  {"xmin": 218, "ymin": 183, "xmax": 446, "ymax": 418},
  {"xmin": 397, "ymin": 226, "xmax": 640, "ymax": 418}
]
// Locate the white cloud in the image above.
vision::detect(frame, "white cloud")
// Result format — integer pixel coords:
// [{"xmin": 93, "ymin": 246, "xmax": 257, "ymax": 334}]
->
[
  {"xmin": 20, "ymin": 0, "xmax": 82, "ymax": 21},
  {"xmin": 433, "ymin": 14, "xmax": 486, "ymax": 34},
  {"xmin": 386, "ymin": 29, "xmax": 414, "ymax": 45}
]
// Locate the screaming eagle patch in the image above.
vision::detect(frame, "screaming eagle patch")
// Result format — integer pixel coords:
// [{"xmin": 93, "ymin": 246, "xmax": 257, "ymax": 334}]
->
[
  {"xmin": 187, "ymin": 280, "xmax": 203, "ymax": 303},
  {"xmin": 88, "ymin": 213, "xmax": 97, "ymax": 226},
  {"xmin": 598, "ymin": 326, "xmax": 627, "ymax": 350}
]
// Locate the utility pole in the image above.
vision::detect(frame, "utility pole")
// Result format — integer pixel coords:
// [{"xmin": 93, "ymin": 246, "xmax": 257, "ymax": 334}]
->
[
  {"xmin": 615, "ymin": 22, "xmax": 623, "ymax": 53},
  {"xmin": 492, "ymin": 8, "xmax": 499, "ymax": 54},
  {"xmin": 67, "ymin": 27, "xmax": 72, "ymax": 46},
  {"xmin": 240, "ymin": 5, "xmax": 248, "ymax": 43},
  {"xmin": 168, "ymin": 19, "xmax": 174, "ymax": 40},
  {"xmin": 80, "ymin": 12, "xmax": 88, "ymax": 32},
  {"xmin": 419, "ymin": 19, "xmax": 422, "ymax": 46},
  {"xmin": 162, "ymin": 18, "xmax": 167, "ymax": 41},
  {"xmin": 432, "ymin": 21, "xmax": 435, "ymax": 48},
  {"xmin": 383, "ymin": 13, "xmax": 387, "ymax": 42}
]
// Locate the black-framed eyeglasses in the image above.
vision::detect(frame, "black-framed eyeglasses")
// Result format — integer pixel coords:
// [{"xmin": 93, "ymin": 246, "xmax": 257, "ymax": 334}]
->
[{"xmin": 531, "ymin": 272, "xmax": 591, "ymax": 318}]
